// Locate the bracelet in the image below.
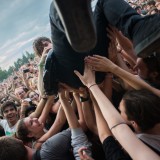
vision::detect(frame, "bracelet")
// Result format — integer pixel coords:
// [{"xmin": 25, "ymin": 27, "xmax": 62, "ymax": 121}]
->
[
  {"xmin": 110, "ymin": 122, "xmax": 127, "ymax": 131},
  {"xmin": 88, "ymin": 84, "xmax": 97, "ymax": 89}
]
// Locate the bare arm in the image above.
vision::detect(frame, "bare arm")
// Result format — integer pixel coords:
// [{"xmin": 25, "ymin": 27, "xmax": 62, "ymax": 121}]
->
[
  {"xmin": 38, "ymin": 95, "xmax": 54, "ymax": 124},
  {"xmin": 80, "ymin": 90, "xmax": 98, "ymax": 135},
  {"xmin": 73, "ymin": 92, "xmax": 87, "ymax": 130},
  {"xmin": 91, "ymin": 94, "xmax": 112, "ymax": 143},
  {"xmin": 74, "ymin": 63, "xmax": 160, "ymax": 160},
  {"xmin": 37, "ymin": 46, "xmax": 51, "ymax": 96},
  {"xmin": 29, "ymin": 98, "xmax": 47, "ymax": 118},
  {"xmin": 85, "ymin": 55, "xmax": 160, "ymax": 97},
  {"xmin": 59, "ymin": 89, "xmax": 92, "ymax": 160},
  {"xmin": 34, "ymin": 105, "xmax": 66, "ymax": 149},
  {"xmin": 114, "ymin": 29, "xmax": 137, "ymax": 61}
]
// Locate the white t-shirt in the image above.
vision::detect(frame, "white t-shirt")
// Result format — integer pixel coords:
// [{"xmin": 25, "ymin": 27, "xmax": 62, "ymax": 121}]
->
[{"xmin": 0, "ymin": 119, "xmax": 17, "ymax": 136}]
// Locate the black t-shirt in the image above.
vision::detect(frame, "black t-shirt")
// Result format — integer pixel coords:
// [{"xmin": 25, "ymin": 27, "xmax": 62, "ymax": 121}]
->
[{"xmin": 102, "ymin": 136, "xmax": 131, "ymax": 160}]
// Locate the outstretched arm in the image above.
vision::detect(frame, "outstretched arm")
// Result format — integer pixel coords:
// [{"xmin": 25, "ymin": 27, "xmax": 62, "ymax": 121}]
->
[
  {"xmin": 74, "ymin": 63, "xmax": 160, "ymax": 160},
  {"xmin": 59, "ymin": 89, "xmax": 92, "ymax": 160},
  {"xmin": 85, "ymin": 55, "xmax": 160, "ymax": 97},
  {"xmin": 37, "ymin": 47, "xmax": 49, "ymax": 96},
  {"xmin": 34, "ymin": 104, "xmax": 67, "ymax": 149}
]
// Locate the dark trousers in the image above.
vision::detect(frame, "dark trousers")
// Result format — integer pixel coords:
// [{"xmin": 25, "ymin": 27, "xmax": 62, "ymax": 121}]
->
[{"xmin": 46, "ymin": 0, "xmax": 141, "ymax": 92}]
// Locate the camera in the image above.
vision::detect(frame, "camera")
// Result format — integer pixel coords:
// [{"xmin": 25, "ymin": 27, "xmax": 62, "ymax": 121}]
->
[
  {"xmin": 13, "ymin": 76, "xmax": 18, "ymax": 80},
  {"xmin": 23, "ymin": 69, "xmax": 30, "ymax": 73}
]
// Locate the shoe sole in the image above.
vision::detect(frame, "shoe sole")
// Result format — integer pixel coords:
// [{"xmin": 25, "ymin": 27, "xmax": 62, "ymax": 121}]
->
[
  {"xmin": 54, "ymin": 0, "xmax": 97, "ymax": 52},
  {"xmin": 135, "ymin": 27, "xmax": 160, "ymax": 58}
]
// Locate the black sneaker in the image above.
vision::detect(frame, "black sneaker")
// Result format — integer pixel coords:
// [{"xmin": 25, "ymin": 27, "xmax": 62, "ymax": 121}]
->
[
  {"xmin": 54, "ymin": 0, "xmax": 97, "ymax": 52},
  {"xmin": 134, "ymin": 14, "xmax": 160, "ymax": 58}
]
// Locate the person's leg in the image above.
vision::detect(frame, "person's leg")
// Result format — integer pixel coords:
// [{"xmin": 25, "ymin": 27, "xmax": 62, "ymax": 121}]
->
[
  {"xmin": 46, "ymin": 1, "xmax": 108, "ymax": 93},
  {"xmin": 54, "ymin": 0, "xmax": 160, "ymax": 57},
  {"xmin": 102, "ymin": 0, "xmax": 142, "ymax": 39},
  {"xmin": 101, "ymin": 0, "xmax": 160, "ymax": 57},
  {"xmin": 53, "ymin": 0, "xmax": 97, "ymax": 52}
]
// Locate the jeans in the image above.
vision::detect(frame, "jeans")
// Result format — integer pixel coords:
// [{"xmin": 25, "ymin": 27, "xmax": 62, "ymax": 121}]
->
[{"xmin": 100, "ymin": 0, "xmax": 141, "ymax": 40}]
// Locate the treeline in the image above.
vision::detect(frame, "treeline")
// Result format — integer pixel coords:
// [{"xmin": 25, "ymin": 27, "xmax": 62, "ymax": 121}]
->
[{"xmin": 0, "ymin": 51, "xmax": 34, "ymax": 82}]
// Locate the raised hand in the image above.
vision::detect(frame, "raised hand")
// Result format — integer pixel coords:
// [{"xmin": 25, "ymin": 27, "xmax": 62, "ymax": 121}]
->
[
  {"xmin": 78, "ymin": 147, "xmax": 94, "ymax": 160},
  {"xmin": 39, "ymin": 45, "xmax": 52, "ymax": 64},
  {"xmin": 85, "ymin": 55, "xmax": 117, "ymax": 73},
  {"xmin": 74, "ymin": 63, "xmax": 95, "ymax": 88}
]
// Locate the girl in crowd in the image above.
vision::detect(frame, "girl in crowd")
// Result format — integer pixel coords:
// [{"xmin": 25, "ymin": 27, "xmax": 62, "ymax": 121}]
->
[{"xmin": 74, "ymin": 62, "xmax": 160, "ymax": 160}]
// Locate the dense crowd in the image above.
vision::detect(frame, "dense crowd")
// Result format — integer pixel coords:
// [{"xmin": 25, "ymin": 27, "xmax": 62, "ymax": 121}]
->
[{"xmin": 0, "ymin": 0, "xmax": 160, "ymax": 160}]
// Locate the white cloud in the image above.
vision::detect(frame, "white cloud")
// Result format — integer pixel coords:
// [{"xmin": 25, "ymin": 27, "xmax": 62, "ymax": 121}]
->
[
  {"xmin": 0, "ymin": 0, "xmax": 52, "ymax": 70},
  {"xmin": 0, "ymin": 56, "xmax": 7, "ymax": 63}
]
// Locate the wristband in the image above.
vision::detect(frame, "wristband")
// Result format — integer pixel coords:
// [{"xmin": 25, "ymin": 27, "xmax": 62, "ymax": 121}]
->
[
  {"xmin": 110, "ymin": 122, "xmax": 127, "ymax": 131},
  {"xmin": 88, "ymin": 84, "xmax": 97, "ymax": 89}
]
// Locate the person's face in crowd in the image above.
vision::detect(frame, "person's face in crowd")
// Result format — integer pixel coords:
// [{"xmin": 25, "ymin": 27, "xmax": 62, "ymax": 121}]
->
[
  {"xmin": 142, "ymin": 4, "xmax": 148, "ymax": 11},
  {"xmin": 34, "ymin": 69, "xmax": 38, "ymax": 77},
  {"xmin": 42, "ymin": 41, "xmax": 52, "ymax": 49},
  {"xmin": 156, "ymin": 2, "xmax": 160, "ymax": 10},
  {"xmin": 134, "ymin": 58, "xmax": 149, "ymax": 79},
  {"xmin": 3, "ymin": 106, "xmax": 18, "ymax": 124},
  {"xmin": 24, "ymin": 117, "xmax": 44, "ymax": 137},
  {"xmin": 136, "ymin": 8, "xmax": 142, "ymax": 14},
  {"xmin": 146, "ymin": 4, "xmax": 151, "ymax": 10},
  {"xmin": 119, "ymin": 100, "xmax": 139, "ymax": 133},
  {"xmin": 32, "ymin": 77, "xmax": 38, "ymax": 89},
  {"xmin": 15, "ymin": 88, "xmax": 26, "ymax": 100},
  {"xmin": 29, "ymin": 92, "xmax": 39, "ymax": 102},
  {"xmin": 150, "ymin": 9, "xmax": 157, "ymax": 14}
]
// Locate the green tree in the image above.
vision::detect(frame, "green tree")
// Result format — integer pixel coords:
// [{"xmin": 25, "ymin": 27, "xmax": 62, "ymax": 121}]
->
[
  {"xmin": 22, "ymin": 54, "xmax": 28, "ymax": 64},
  {"xmin": 0, "ymin": 51, "xmax": 35, "ymax": 82},
  {"xmin": 0, "ymin": 67, "xmax": 8, "ymax": 82}
]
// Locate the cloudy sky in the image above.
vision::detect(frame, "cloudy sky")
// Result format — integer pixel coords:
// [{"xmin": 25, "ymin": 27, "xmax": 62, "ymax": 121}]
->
[{"xmin": 0, "ymin": 0, "xmax": 52, "ymax": 70}]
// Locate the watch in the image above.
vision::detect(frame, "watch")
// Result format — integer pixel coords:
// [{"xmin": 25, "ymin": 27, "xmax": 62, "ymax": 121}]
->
[{"xmin": 79, "ymin": 95, "xmax": 90, "ymax": 102}]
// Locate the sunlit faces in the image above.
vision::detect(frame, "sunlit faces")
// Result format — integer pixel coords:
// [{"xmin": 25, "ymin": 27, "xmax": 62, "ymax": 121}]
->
[
  {"xmin": 42, "ymin": 41, "xmax": 52, "ymax": 48},
  {"xmin": 3, "ymin": 106, "xmax": 18, "ymax": 124},
  {"xmin": 29, "ymin": 92, "xmax": 39, "ymax": 101},
  {"xmin": 24, "ymin": 117, "xmax": 44, "ymax": 135},
  {"xmin": 15, "ymin": 88, "xmax": 26, "ymax": 99},
  {"xmin": 31, "ymin": 78, "xmax": 38, "ymax": 89},
  {"xmin": 156, "ymin": 2, "xmax": 160, "ymax": 10}
]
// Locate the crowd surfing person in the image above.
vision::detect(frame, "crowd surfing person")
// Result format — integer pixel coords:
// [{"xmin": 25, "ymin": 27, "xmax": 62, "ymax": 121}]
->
[{"xmin": 43, "ymin": 0, "xmax": 160, "ymax": 96}]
